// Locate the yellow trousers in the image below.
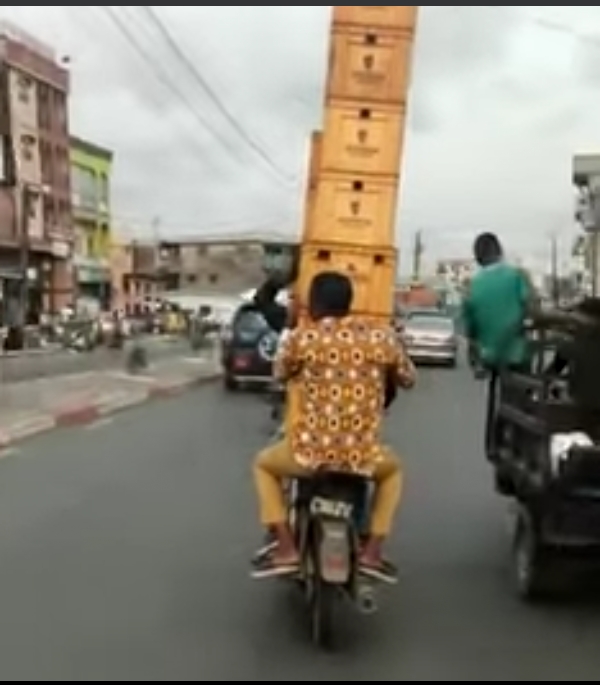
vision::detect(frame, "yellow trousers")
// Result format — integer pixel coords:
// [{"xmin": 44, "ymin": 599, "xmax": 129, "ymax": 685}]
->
[{"xmin": 253, "ymin": 440, "xmax": 403, "ymax": 537}]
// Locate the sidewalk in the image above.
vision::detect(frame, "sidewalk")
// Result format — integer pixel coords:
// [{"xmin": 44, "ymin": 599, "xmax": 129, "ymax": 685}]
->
[{"xmin": 0, "ymin": 352, "xmax": 221, "ymax": 447}]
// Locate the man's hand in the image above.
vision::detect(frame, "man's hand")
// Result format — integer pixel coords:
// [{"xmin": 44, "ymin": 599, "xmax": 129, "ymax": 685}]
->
[
  {"xmin": 395, "ymin": 339, "xmax": 416, "ymax": 390},
  {"xmin": 286, "ymin": 293, "xmax": 299, "ymax": 329}
]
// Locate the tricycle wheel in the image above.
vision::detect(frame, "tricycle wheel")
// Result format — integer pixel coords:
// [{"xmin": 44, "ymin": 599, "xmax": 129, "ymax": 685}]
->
[
  {"xmin": 495, "ymin": 468, "xmax": 516, "ymax": 497},
  {"xmin": 513, "ymin": 506, "xmax": 555, "ymax": 601}
]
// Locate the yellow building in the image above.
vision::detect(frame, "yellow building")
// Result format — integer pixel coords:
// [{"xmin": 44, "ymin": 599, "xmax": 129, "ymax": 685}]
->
[{"xmin": 70, "ymin": 136, "xmax": 113, "ymax": 309}]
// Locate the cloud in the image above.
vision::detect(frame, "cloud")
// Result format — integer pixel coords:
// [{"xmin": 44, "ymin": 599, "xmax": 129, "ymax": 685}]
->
[{"xmin": 0, "ymin": 6, "xmax": 597, "ymax": 276}]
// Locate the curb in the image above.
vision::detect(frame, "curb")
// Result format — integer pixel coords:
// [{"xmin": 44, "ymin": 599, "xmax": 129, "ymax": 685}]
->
[{"xmin": 0, "ymin": 371, "xmax": 222, "ymax": 449}]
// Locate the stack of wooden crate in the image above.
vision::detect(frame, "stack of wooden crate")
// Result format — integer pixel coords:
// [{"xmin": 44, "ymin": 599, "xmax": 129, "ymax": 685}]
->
[{"xmin": 297, "ymin": 6, "xmax": 419, "ymax": 320}]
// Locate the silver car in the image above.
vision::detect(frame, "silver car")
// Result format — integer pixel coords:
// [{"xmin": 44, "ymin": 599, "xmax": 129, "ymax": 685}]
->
[{"xmin": 403, "ymin": 313, "xmax": 458, "ymax": 367}]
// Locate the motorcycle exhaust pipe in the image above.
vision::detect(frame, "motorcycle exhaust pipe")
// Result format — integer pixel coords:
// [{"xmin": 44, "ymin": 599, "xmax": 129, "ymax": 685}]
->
[{"xmin": 356, "ymin": 583, "xmax": 378, "ymax": 615}]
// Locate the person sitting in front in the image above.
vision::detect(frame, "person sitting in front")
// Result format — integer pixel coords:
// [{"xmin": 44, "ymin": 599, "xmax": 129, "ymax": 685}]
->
[{"xmin": 251, "ymin": 271, "xmax": 416, "ymax": 584}]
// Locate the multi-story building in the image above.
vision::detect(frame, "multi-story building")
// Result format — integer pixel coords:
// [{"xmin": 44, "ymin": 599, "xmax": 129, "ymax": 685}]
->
[
  {"xmin": 156, "ymin": 235, "xmax": 267, "ymax": 294},
  {"xmin": 0, "ymin": 20, "xmax": 72, "ymax": 321},
  {"xmin": 70, "ymin": 135, "xmax": 112, "ymax": 309},
  {"xmin": 110, "ymin": 231, "xmax": 291, "ymax": 313},
  {"xmin": 110, "ymin": 240, "xmax": 164, "ymax": 315}
]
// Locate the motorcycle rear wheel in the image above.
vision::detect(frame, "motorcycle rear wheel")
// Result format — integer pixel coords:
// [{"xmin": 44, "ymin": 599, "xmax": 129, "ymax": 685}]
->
[{"xmin": 310, "ymin": 577, "xmax": 336, "ymax": 649}]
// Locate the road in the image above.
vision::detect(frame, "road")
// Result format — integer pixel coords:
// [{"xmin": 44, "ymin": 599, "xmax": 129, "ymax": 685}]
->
[
  {"xmin": 0, "ymin": 367, "xmax": 599, "ymax": 680},
  {"xmin": 0, "ymin": 336, "xmax": 193, "ymax": 384}
]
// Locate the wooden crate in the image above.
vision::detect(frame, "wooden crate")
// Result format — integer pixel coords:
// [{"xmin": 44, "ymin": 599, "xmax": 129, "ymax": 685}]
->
[
  {"xmin": 326, "ymin": 26, "xmax": 415, "ymax": 104},
  {"xmin": 305, "ymin": 172, "xmax": 398, "ymax": 247},
  {"xmin": 321, "ymin": 100, "xmax": 405, "ymax": 177},
  {"xmin": 297, "ymin": 241, "xmax": 397, "ymax": 317},
  {"xmin": 332, "ymin": 6, "xmax": 418, "ymax": 32}
]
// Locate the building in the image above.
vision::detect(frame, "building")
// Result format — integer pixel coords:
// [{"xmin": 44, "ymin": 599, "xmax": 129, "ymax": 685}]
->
[
  {"xmin": 110, "ymin": 230, "xmax": 294, "ymax": 312},
  {"xmin": 571, "ymin": 234, "xmax": 591, "ymax": 296},
  {"xmin": 110, "ymin": 240, "xmax": 164, "ymax": 315},
  {"xmin": 0, "ymin": 20, "xmax": 72, "ymax": 321},
  {"xmin": 70, "ymin": 135, "xmax": 113, "ymax": 309},
  {"xmin": 109, "ymin": 241, "xmax": 132, "ymax": 313},
  {"xmin": 156, "ymin": 235, "xmax": 267, "ymax": 295},
  {"xmin": 436, "ymin": 258, "xmax": 475, "ymax": 291}
]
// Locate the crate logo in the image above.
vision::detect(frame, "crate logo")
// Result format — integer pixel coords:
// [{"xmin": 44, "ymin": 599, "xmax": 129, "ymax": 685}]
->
[
  {"xmin": 363, "ymin": 54, "xmax": 374, "ymax": 70},
  {"xmin": 357, "ymin": 129, "xmax": 368, "ymax": 144}
]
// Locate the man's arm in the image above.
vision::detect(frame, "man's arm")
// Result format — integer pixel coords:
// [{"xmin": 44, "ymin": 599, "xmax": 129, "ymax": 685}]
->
[
  {"xmin": 254, "ymin": 278, "xmax": 287, "ymax": 333},
  {"xmin": 273, "ymin": 327, "xmax": 302, "ymax": 381},
  {"xmin": 384, "ymin": 328, "xmax": 416, "ymax": 390}
]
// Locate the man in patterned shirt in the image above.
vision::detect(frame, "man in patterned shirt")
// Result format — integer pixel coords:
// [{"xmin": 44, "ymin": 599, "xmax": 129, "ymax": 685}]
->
[{"xmin": 252, "ymin": 271, "xmax": 416, "ymax": 583}]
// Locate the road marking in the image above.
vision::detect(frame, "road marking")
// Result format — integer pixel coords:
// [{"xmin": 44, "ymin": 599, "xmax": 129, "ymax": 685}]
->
[{"xmin": 86, "ymin": 418, "xmax": 113, "ymax": 431}]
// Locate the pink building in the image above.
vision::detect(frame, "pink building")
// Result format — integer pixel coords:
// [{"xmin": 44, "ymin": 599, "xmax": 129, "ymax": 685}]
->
[
  {"xmin": 110, "ymin": 241, "xmax": 162, "ymax": 314},
  {"xmin": 0, "ymin": 20, "xmax": 73, "ymax": 318}
]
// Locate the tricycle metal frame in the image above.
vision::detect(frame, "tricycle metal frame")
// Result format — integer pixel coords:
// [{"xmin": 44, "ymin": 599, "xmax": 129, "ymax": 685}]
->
[{"xmin": 489, "ymin": 315, "xmax": 600, "ymax": 599}]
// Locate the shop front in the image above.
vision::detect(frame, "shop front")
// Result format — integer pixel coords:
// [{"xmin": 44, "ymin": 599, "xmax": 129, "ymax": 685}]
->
[{"xmin": 74, "ymin": 258, "xmax": 112, "ymax": 311}]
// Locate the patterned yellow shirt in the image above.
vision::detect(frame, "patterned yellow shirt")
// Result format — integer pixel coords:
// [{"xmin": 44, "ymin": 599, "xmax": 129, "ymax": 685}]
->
[{"xmin": 274, "ymin": 316, "xmax": 416, "ymax": 475}]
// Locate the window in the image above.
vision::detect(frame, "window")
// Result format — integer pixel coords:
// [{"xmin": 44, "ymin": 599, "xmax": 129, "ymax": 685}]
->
[
  {"xmin": 43, "ymin": 196, "xmax": 55, "ymax": 231},
  {"xmin": 27, "ymin": 195, "xmax": 37, "ymax": 219},
  {"xmin": 99, "ymin": 224, "xmax": 110, "ymax": 257},
  {"xmin": 53, "ymin": 91, "xmax": 67, "ymax": 131},
  {"xmin": 233, "ymin": 308, "xmax": 269, "ymax": 344},
  {"xmin": 17, "ymin": 74, "xmax": 32, "ymax": 103},
  {"xmin": 73, "ymin": 165, "xmax": 97, "ymax": 209},
  {"xmin": 40, "ymin": 141, "xmax": 52, "ymax": 184},
  {"xmin": 58, "ymin": 200, "xmax": 70, "ymax": 228},
  {"xmin": 37, "ymin": 84, "xmax": 50, "ymax": 129},
  {"xmin": 99, "ymin": 173, "xmax": 109, "ymax": 206},
  {"xmin": 20, "ymin": 134, "xmax": 36, "ymax": 162}
]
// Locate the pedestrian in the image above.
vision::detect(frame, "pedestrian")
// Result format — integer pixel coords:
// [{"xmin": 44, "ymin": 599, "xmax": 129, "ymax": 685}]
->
[{"xmin": 462, "ymin": 233, "xmax": 537, "ymax": 461}]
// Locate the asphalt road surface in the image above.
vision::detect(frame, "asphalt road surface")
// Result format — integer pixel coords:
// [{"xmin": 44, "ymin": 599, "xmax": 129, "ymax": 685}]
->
[
  {"xmin": 0, "ymin": 337, "xmax": 192, "ymax": 384},
  {"xmin": 0, "ymin": 367, "xmax": 599, "ymax": 680}
]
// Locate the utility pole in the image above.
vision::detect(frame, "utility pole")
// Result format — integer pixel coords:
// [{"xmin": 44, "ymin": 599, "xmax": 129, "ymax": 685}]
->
[
  {"xmin": 4, "ymin": 135, "xmax": 28, "ymax": 350},
  {"xmin": 412, "ymin": 230, "xmax": 424, "ymax": 282},
  {"xmin": 550, "ymin": 233, "xmax": 559, "ymax": 306}
]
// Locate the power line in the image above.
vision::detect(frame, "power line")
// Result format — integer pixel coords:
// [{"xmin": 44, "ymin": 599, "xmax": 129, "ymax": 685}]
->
[
  {"xmin": 68, "ymin": 6, "xmax": 231, "ymax": 174},
  {"xmin": 92, "ymin": 6, "xmax": 261, "ymax": 175},
  {"xmin": 66, "ymin": 6, "xmax": 298, "ymax": 238},
  {"xmin": 136, "ymin": 6, "xmax": 293, "ymax": 186}
]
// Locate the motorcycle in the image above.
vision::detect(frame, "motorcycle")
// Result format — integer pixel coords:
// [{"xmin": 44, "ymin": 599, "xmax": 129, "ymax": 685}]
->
[{"xmin": 289, "ymin": 471, "xmax": 375, "ymax": 648}]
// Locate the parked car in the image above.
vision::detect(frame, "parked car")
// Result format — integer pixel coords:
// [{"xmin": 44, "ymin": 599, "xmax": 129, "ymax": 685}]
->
[
  {"xmin": 403, "ymin": 312, "xmax": 458, "ymax": 367},
  {"xmin": 221, "ymin": 302, "xmax": 279, "ymax": 391}
]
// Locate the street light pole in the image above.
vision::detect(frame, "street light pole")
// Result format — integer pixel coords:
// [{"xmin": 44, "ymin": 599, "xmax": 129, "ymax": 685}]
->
[{"xmin": 18, "ymin": 183, "xmax": 30, "ymax": 325}]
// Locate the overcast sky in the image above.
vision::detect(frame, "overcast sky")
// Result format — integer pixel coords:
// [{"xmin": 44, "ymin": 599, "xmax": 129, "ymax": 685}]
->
[{"xmin": 1, "ymin": 6, "xmax": 599, "ymax": 273}]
